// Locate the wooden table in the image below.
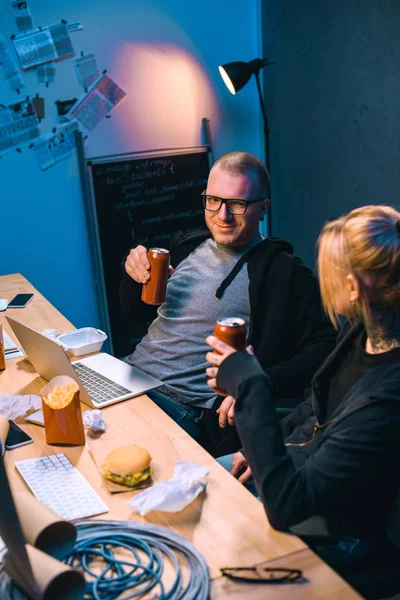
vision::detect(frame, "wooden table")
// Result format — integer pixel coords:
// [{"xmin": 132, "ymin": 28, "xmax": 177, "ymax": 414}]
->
[{"xmin": 0, "ymin": 274, "xmax": 363, "ymax": 598}]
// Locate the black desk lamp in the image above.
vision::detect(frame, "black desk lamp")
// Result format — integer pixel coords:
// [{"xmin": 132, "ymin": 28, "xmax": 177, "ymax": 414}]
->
[{"xmin": 218, "ymin": 58, "xmax": 273, "ymax": 236}]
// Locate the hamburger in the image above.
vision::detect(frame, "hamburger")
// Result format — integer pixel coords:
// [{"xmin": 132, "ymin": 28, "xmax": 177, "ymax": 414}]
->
[{"xmin": 102, "ymin": 445, "xmax": 153, "ymax": 487}]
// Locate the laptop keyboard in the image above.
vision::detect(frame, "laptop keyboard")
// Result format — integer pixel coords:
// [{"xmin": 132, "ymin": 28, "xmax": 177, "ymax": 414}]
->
[{"xmin": 72, "ymin": 362, "xmax": 131, "ymax": 405}]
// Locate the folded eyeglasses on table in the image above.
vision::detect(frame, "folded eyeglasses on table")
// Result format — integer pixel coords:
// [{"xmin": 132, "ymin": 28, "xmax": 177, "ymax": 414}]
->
[{"xmin": 221, "ymin": 564, "xmax": 302, "ymax": 584}]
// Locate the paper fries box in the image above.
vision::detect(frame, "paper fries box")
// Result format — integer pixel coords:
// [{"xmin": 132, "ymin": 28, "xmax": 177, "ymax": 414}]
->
[{"xmin": 41, "ymin": 376, "xmax": 85, "ymax": 446}]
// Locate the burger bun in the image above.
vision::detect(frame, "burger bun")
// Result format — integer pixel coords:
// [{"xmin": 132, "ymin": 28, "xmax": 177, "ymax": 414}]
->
[{"xmin": 103, "ymin": 445, "xmax": 151, "ymax": 476}]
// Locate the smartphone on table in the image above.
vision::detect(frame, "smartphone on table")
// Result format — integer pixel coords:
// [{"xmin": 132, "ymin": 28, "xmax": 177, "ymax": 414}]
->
[
  {"xmin": 8, "ymin": 294, "xmax": 34, "ymax": 308},
  {"xmin": 5, "ymin": 422, "xmax": 34, "ymax": 450}
]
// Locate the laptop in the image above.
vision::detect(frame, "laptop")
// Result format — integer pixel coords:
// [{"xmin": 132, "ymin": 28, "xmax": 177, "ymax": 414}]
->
[{"xmin": 6, "ymin": 317, "xmax": 162, "ymax": 408}]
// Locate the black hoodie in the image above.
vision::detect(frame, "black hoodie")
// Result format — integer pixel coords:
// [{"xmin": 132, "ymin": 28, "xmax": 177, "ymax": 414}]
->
[
  {"xmin": 217, "ymin": 320, "xmax": 400, "ymax": 542},
  {"xmin": 119, "ymin": 230, "xmax": 336, "ymax": 398}
]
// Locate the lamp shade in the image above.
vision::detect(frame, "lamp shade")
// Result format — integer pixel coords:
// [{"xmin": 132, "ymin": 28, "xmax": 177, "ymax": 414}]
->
[{"xmin": 218, "ymin": 62, "xmax": 253, "ymax": 95}]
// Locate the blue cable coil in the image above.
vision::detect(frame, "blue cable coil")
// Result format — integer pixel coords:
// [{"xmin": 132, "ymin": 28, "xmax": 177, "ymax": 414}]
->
[
  {"xmin": 66, "ymin": 519, "xmax": 210, "ymax": 599},
  {"xmin": 0, "ymin": 519, "xmax": 210, "ymax": 600}
]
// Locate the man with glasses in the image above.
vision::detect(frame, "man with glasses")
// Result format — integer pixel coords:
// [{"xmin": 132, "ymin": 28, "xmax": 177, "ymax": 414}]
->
[{"xmin": 119, "ymin": 152, "xmax": 335, "ymax": 455}]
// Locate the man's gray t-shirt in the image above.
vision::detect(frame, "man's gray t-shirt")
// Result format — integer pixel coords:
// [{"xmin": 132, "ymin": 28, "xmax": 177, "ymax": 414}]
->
[{"xmin": 126, "ymin": 237, "xmax": 260, "ymax": 408}]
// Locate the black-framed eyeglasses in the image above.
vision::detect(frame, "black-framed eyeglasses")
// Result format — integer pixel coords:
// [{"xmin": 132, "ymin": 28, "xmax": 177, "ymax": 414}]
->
[
  {"xmin": 201, "ymin": 191, "xmax": 265, "ymax": 215},
  {"xmin": 221, "ymin": 566, "xmax": 302, "ymax": 584}
]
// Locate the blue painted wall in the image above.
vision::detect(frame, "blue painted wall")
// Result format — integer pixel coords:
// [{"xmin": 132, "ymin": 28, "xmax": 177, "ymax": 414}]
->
[
  {"xmin": 262, "ymin": 0, "xmax": 400, "ymax": 267},
  {"xmin": 1, "ymin": 0, "xmax": 263, "ymax": 328}
]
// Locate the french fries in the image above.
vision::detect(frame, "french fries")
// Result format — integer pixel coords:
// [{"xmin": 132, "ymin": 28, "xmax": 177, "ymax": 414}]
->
[{"xmin": 43, "ymin": 382, "xmax": 78, "ymax": 410}]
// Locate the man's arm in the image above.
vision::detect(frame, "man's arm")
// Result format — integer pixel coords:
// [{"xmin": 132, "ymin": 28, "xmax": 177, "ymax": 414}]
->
[
  {"xmin": 265, "ymin": 259, "xmax": 336, "ymax": 397},
  {"xmin": 118, "ymin": 230, "xmax": 206, "ymax": 314},
  {"xmin": 218, "ymin": 352, "xmax": 400, "ymax": 531}
]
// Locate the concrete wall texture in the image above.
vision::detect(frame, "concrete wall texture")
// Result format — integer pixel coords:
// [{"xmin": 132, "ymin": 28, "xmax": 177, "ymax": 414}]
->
[{"xmin": 262, "ymin": 0, "xmax": 400, "ymax": 268}]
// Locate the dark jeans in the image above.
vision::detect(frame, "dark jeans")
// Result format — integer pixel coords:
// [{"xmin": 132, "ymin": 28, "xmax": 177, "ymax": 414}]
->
[
  {"xmin": 217, "ymin": 453, "xmax": 260, "ymax": 498},
  {"xmin": 147, "ymin": 387, "xmax": 204, "ymax": 441},
  {"xmin": 147, "ymin": 387, "xmax": 242, "ymax": 457}
]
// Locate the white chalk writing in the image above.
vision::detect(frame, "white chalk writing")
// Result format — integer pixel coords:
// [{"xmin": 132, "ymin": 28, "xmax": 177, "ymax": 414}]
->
[{"xmin": 141, "ymin": 208, "xmax": 204, "ymax": 225}]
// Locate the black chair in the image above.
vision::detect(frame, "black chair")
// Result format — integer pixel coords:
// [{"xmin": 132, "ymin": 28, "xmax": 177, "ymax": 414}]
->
[
  {"xmin": 275, "ymin": 396, "xmax": 301, "ymax": 417},
  {"xmin": 289, "ymin": 506, "xmax": 400, "ymax": 600}
]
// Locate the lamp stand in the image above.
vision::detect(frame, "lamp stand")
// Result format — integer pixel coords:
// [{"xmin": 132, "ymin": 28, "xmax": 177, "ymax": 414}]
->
[{"xmin": 254, "ymin": 70, "xmax": 272, "ymax": 237}]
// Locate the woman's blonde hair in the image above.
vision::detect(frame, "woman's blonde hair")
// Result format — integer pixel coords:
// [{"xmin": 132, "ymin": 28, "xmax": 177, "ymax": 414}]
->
[{"xmin": 318, "ymin": 205, "xmax": 400, "ymax": 327}]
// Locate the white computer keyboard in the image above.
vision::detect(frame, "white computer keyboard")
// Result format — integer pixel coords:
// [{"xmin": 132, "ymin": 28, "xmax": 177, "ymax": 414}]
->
[
  {"xmin": 15, "ymin": 453, "xmax": 109, "ymax": 520},
  {"xmin": 2, "ymin": 330, "xmax": 18, "ymax": 353}
]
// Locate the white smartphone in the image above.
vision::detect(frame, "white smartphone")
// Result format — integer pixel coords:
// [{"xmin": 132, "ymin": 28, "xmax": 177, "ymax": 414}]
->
[
  {"xmin": 8, "ymin": 293, "xmax": 34, "ymax": 308},
  {"xmin": 5, "ymin": 422, "xmax": 34, "ymax": 450}
]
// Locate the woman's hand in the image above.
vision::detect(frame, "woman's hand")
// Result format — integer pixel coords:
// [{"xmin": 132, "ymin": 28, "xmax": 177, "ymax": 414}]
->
[
  {"xmin": 216, "ymin": 395, "xmax": 236, "ymax": 427},
  {"xmin": 231, "ymin": 451, "xmax": 253, "ymax": 486},
  {"xmin": 205, "ymin": 336, "xmax": 237, "ymax": 395}
]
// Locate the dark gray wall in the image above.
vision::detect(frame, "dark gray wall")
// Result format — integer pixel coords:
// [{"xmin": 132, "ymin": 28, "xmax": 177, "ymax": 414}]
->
[{"xmin": 261, "ymin": 0, "xmax": 400, "ymax": 268}]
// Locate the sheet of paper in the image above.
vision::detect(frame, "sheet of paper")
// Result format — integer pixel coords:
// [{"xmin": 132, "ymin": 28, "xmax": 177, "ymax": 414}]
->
[
  {"xmin": 32, "ymin": 120, "xmax": 78, "ymax": 170},
  {"xmin": 66, "ymin": 21, "xmax": 83, "ymax": 33},
  {"xmin": 66, "ymin": 72, "xmax": 126, "ymax": 132},
  {"xmin": 36, "ymin": 61, "xmax": 55, "ymax": 86},
  {"xmin": 129, "ymin": 461, "xmax": 208, "ymax": 515},
  {"xmin": 0, "ymin": 392, "xmax": 41, "ymax": 419},
  {"xmin": 13, "ymin": 22, "xmax": 74, "ymax": 69},
  {"xmin": 0, "ymin": 34, "xmax": 25, "ymax": 92},
  {"xmin": 0, "ymin": 97, "xmax": 40, "ymax": 156},
  {"xmin": 12, "ymin": 1, "xmax": 34, "ymax": 32},
  {"xmin": 74, "ymin": 52, "xmax": 99, "ymax": 88}
]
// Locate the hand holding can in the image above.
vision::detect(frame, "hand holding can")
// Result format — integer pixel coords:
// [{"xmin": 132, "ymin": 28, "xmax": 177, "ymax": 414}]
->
[
  {"xmin": 125, "ymin": 245, "xmax": 150, "ymax": 284},
  {"xmin": 141, "ymin": 248, "xmax": 170, "ymax": 305},
  {"xmin": 207, "ymin": 318, "xmax": 246, "ymax": 398}
]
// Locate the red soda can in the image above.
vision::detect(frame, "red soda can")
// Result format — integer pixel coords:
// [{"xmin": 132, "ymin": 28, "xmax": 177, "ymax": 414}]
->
[
  {"xmin": 213, "ymin": 317, "xmax": 246, "ymax": 351},
  {"xmin": 141, "ymin": 248, "xmax": 170, "ymax": 305}
]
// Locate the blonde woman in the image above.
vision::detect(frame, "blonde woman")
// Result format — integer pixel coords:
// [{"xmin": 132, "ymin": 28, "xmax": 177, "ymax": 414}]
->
[{"xmin": 206, "ymin": 206, "xmax": 400, "ymax": 596}]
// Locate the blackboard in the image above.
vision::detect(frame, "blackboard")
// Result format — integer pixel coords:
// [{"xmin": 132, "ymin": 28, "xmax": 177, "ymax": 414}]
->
[{"xmin": 86, "ymin": 146, "xmax": 210, "ymax": 358}]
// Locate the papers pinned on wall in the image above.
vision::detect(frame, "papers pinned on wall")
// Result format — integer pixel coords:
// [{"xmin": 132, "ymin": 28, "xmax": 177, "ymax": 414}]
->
[
  {"xmin": 65, "ymin": 72, "xmax": 126, "ymax": 132},
  {"xmin": 0, "ymin": 34, "xmax": 25, "ymax": 92},
  {"xmin": 66, "ymin": 21, "xmax": 83, "ymax": 33},
  {"xmin": 74, "ymin": 52, "xmax": 99, "ymax": 89},
  {"xmin": 31, "ymin": 121, "xmax": 78, "ymax": 170},
  {"xmin": 13, "ymin": 22, "xmax": 74, "ymax": 70},
  {"xmin": 0, "ymin": 97, "xmax": 40, "ymax": 156},
  {"xmin": 37, "ymin": 61, "xmax": 55, "ymax": 86},
  {"xmin": 12, "ymin": 1, "xmax": 34, "ymax": 32}
]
